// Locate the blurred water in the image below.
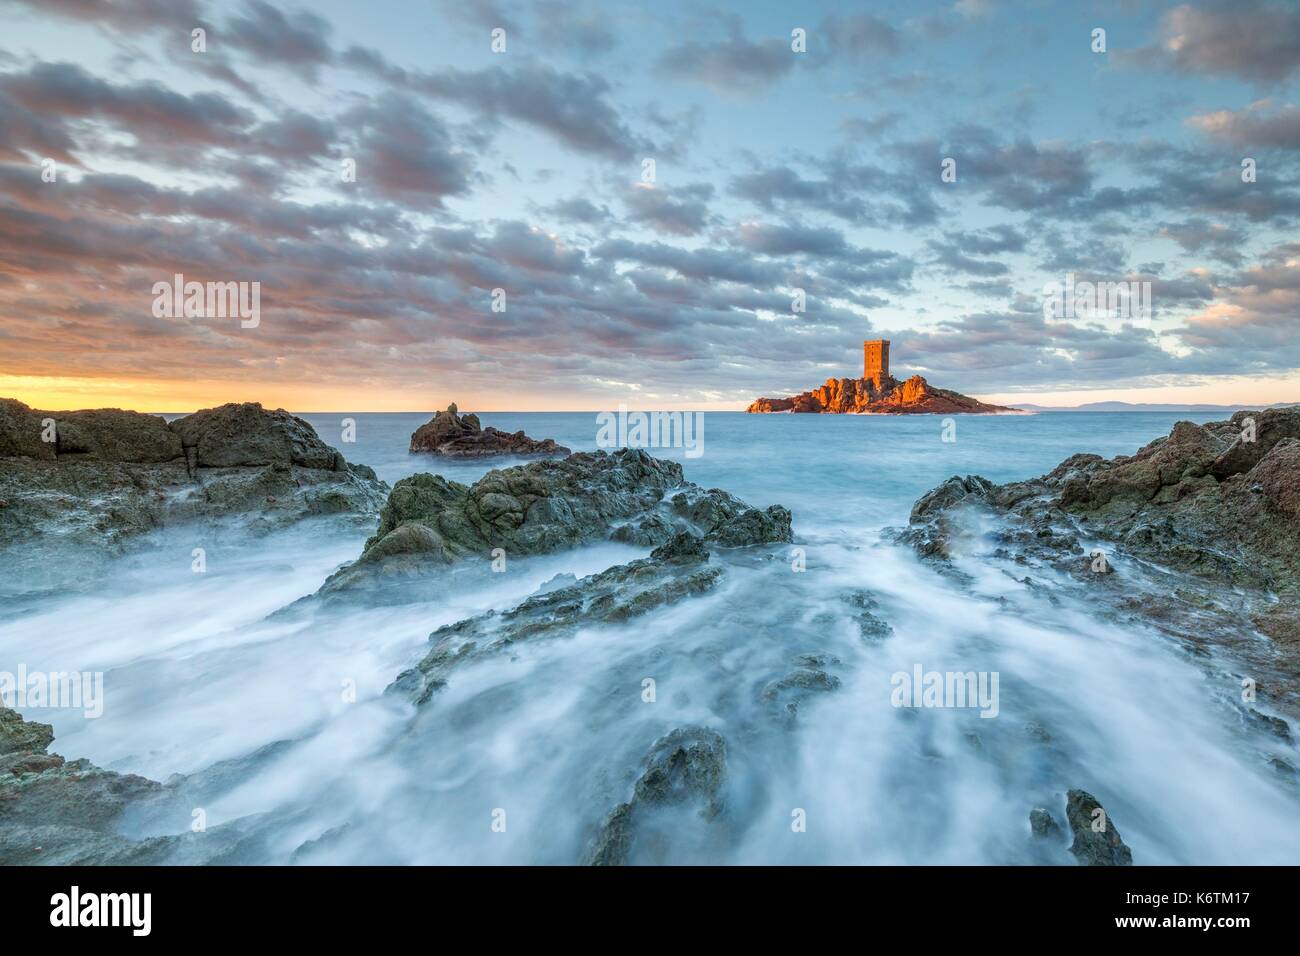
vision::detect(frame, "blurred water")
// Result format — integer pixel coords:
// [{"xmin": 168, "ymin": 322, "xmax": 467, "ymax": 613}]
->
[{"xmin": 4, "ymin": 409, "xmax": 1297, "ymax": 864}]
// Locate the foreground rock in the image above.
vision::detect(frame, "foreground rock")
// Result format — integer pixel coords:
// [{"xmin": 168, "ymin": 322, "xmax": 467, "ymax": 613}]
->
[
  {"xmin": 0, "ymin": 708, "xmax": 294, "ymax": 864},
  {"xmin": 1029, "ymin": 807, "xmax": 1062, "ymax": 839},
  {"xmin": 389, "ymin": 532, "xmax": 726, "ymax": 702},
  {"xmin": 0, "ymin": 399, "xmax": 388, "ymax": 595},
  {"xmin": 748, "ymin": 374, "xmax": 1015, "ymax": 415},
  {"xmin": 0, "ymin": 707, "xmax": 166, "ymax": 864},
  {"xmin": 409, "ymin": 403, "xmax": 569, "ymax": 458},
  {"xmin": 321, "ymin": 448, "xmax": 792, "ymax": 597},
  {"xmin": 584, "ymin": 727, "xmax": 728, "ymax": 866},
  {"xmin": 1065, "ymin": 790, "xmax": 1133, "ymax": 866},
  {"xmin": 900, "ymin": 407, "xmax": 1300, "ymax": 721},
  {"xmin": 903, "ymin": 408, "xmax": 1300, "ymax": 592},
  {"xmin": 382, "ymin": 528, "xmax": 836, "ymax": 865}
]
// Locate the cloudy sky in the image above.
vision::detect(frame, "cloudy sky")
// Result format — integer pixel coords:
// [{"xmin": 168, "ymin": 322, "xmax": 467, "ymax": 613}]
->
[{"xmin": 1, "ymin": 0, "xmax": 1298, "ymax": 411}]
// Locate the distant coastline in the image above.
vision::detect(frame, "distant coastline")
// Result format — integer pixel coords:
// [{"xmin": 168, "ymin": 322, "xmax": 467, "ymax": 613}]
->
[{"xmin": 1010, "ymin": 401, "xmax": 1300, "ymax": 413}]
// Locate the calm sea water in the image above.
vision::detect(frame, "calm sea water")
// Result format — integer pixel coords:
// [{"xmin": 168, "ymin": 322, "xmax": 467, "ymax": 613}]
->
[
  {"xmin": 7, "ymin": 409, "xmax": 1298, "ymax": 865},
  {"xmin": 299, "ymin": 410, "xmax": 1230, "ymax": 533}
]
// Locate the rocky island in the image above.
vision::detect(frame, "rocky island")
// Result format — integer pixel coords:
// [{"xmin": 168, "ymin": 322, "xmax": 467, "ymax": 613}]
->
[
  {"xmin": 410, "ymin": 403, "xmax": 570, "ymax": 457},
  {"xmin": 747, "ymin": 339, "xmax": 1016, "ymax": 414}
]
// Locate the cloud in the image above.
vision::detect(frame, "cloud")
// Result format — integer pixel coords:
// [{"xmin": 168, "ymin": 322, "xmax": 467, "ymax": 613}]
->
[
  {"xmin": 1187, "ymin": 102, "xmax": 1300, "ymax": 149},
  {"xmin": 535, "ymin": 1, "xmax": 617, "ymax": 56},
  {"xmin": 593, "ymin": 239, "xmax": 777, "ymax": 285},
  {"xmin": 1134, "ymin": 0, "xmax": 1300, "ymax": 85},
  {"xmin": 1037, "ymin": 228, "xmax": 1131, "ymax": 275},
  {"xmin": 926, "ymin": 240, "xmax": 1011, "ymax": 278},
  {"xmin": 896, "ymin": 310, "xmax": 1184, "ymax": 391},
  {"xmin": 432, "ymin": 0, "xmax": 523, "ymax": 35},
  {"xmin": 656, "ymin": 31, "xmax": 795, "ymax": 93},
  {"xmin": 731, "ymin": 222, "xmax": 850, "ymax": 258},
  {"xmin": 251, "ymin": 110, "xmax": 336, "ymax": 165},
  {"xmin": 1177, "ymin": 243, "xmax": 1300, "ymax": 367},
  {"xmin": 840, "ymin": 112, "xmax": 903, "ymax": 138},
  {"xmin": 622, "ymin": 183, "xmax": 712, "ymax": 236},
  {"xmin": 0, "ymin": 62, "xmax": 256, "ymax": 148},
  {"xmin": 948, "ymin": 224, "xmax": 1027, "ymax": 255},
  {"xmin": 1159, "ymin": 218, "xmax": 1247, "ymax": 266},
  {"xmin": 820, "ymin": 13, "xmax": 902, "ymax": 60},
  {"xmin": 412, "ymin": 65, "xmax": 653, "ymax": 160},
  {"xmin": 340, "ymin": 94, "xmax": 478, "ymax": 207},
  {"xmin": 7, "ymin": 0, "xmax": 204, "ymax": 31},
  {"xmin": 730, "ymin": 156, "xmax": 941, "ymax": 227},
  {"xmin": 223, "ymin": 0, "xmax": 336, "ymax": 81},
  {"xmin": 545, "ymin": 196, "xmax": 611, "ymax": 224},
  {"xmin": 0, "ymin": 96, "xmax": 81, "ymax": 164}
]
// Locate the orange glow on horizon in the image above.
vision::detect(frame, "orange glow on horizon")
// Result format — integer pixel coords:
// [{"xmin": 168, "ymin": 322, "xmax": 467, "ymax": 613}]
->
[
  {"xmin": 0, "ymin": 373, "xmax": 736, "ymax": 414},
  {"xmin": 4, "ymin": 372, "xmax": 1299, "ymax": 414}
]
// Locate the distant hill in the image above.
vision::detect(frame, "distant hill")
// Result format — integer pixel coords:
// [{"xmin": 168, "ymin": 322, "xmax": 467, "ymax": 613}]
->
[{"xmin": 1010, "ymin": 401, "xmax": 1300, "ymax": 413}]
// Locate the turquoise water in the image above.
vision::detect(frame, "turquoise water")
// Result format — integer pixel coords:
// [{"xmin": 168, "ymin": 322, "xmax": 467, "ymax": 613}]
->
[
  {"xmin": 6, "ymin": 409, "xmax": 1298, "ymax": 864},
  {"xmin": 301, "ymin": 410, "xmax": 1227, "ymax": 532}
]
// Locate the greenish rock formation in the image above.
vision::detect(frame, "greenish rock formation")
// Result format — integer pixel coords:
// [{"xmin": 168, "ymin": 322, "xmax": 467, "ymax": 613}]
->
[
  {"xmin": 584, "ymin": 727, "xmax": 728, "ymax": 866},
  {"xmin": 387, "ymin": 531, "xmax": 727, "ymax": 703},
  {"xmin": 1065, "ymin": 789, "xmax": 1133, "ymax": 866},
  {"xmin": 322, "ymin": 448, "xmax": 792, "ymax": 596}
]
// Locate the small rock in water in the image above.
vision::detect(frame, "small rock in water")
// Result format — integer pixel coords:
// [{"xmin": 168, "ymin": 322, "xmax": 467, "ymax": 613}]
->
[
  {"xmin": 408, "ymin": 403, "xmax": 569, "ymax": 458},
  {"xmin": 761, "ymin": 665, "xmax": 842, "ymax": 721},
  {"xmin": 585, "ymin": 727, "xmax": 727, "ymax": 866},
  {"xmin": 1065, "ymin": 789, "xmax": 1133, "ymax": 866},
  {"xmin": 1029, "ymin": 807, "xmax": 1061, "ymax": 838}
]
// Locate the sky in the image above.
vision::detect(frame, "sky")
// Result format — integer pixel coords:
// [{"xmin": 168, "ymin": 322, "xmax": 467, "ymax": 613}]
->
[{"xmin": 1, "ymin": 0, "xmax": 1298, "ymax": 412}]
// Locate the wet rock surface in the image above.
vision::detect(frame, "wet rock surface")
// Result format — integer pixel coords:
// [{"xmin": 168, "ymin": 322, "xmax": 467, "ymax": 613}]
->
[
  {"xmin": 0, "ymin": 707, "xmax": 165, "ymax": 864},
  {"xmin": 761, "ymin": 656, "xmax": 842, "ymax": 722},
  {"xmin": 0, "ymin": 707, "xmax": 303, "ymax": 865},
  {"xmin": 584, "ymin": 727, "xmax": 727, "ymax": 865},
  {"xmin": 322, "ymin": 448, "xmax": 792, "ymax": 597},
  {"xmin": 1065, "ymin": 789, "xmax": 1133, "ymax": 866},
  {"xmin": 1029, "ymin": 806, "xmax": 1061, "ymax": 839},
  {"xmin": 898, "ymin": 408, "xmax": 1300, "ymax": 720},
  {"xmin": 0, "ymin": 399, "xmax": 388, "ymax": 596},
  {"xmin": 409, "ymin": 403, "xmax": 569, "ymax": 458},
  {"xmin": 388, "ymin": 532, "xmax": 726, "ymax": 703}
]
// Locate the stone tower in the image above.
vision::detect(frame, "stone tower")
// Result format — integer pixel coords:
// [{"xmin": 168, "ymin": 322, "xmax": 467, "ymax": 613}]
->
[{"xmin": 863, "ymin": 339, "xmax": 890, "ymax": 387}]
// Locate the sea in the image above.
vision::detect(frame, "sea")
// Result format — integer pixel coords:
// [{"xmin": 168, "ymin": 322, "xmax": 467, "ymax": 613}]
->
[{"xmin": 3, "ymin": 410, "xmax": 1297, "ymax": 864}]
